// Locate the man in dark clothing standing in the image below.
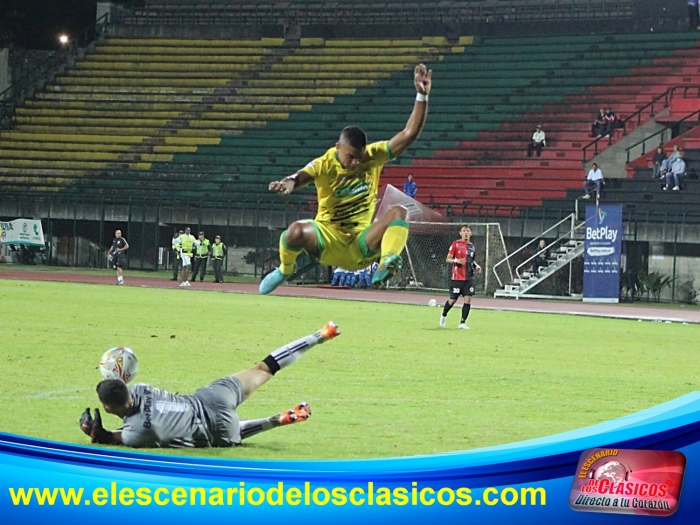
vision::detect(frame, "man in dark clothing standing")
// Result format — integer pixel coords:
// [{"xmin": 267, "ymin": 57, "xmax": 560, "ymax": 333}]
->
[
  {"xmin": 107, "ymin": 229, "xmax": 129, "ymax": 286},
  {"xmin": 170, "ymin": 230, "xmax": 182, "ymax": 281}
]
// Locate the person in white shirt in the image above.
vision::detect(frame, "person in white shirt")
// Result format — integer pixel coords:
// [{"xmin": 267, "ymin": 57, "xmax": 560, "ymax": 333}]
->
[
  {"xmin": 665, "ymin": 152, "xmax": 686, "ymax": 191},
  {"xmin": 527, "ymin": 125, "xmax": 546, "ymax": 157},
  {"xmin": 583, "ymin": 163, "xmax": 604, "ymax": 198}
]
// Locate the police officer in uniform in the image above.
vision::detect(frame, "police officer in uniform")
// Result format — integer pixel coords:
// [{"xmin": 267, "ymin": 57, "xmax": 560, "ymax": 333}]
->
[
  {"xmin": 211, "ymin": 235, "xmax": 227, "ymax": 283},
  {"xmin": 191, "ymin": 231, "xmax": 211, "ymax": 283},
  {"xmin": 179, "ymin": 227, "xmax": 196, "ymax": 287},
  {"xmin": 107, "ymin": 229, "xmax": 129, "ymax": 285}
]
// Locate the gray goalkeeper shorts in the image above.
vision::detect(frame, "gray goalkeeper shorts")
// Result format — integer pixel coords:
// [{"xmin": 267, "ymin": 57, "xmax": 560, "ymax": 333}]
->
[{"xmin": 193, "ymin": 376, "xmax": 245, "ymax": 447}]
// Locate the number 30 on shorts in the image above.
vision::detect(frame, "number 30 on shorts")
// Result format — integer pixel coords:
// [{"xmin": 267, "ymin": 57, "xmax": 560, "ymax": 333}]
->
[{"xmin": 452, "ymin": 287, "xmax": 461, "ymax": 294}]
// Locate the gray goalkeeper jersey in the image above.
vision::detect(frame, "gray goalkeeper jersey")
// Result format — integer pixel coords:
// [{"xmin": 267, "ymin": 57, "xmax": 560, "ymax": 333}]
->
[{"xmin": 121, "ymin": 384, "xmax": 213, "ymax": 448}]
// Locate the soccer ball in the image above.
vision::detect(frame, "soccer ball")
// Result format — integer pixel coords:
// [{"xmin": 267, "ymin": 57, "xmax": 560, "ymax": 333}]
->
[
  {"xmin": 99, "ymin": 347, "xmax": 138, "ymax": 383},
  {"xmin": 428, "ymin": 299, "xmax": 438, "ymax": 307}
]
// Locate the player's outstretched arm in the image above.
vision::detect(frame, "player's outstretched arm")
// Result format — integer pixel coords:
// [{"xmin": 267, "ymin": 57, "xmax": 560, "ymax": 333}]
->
[
  {"xmin": 268, "ymin": 170, "xmax": 313, "ymax": 195},
  {"xmin": 388, "ymin": 63, "xmax": 432, "ymax": 159}
]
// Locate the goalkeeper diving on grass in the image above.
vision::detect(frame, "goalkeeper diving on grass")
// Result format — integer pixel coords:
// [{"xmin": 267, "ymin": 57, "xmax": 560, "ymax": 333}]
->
[
  {"xmin": 259, "ymin": 64, "xmax": 432, "ymax": 294},
  {"xmin": 80, "ymin": 322, "xmax": 339, "ymax": 448}
]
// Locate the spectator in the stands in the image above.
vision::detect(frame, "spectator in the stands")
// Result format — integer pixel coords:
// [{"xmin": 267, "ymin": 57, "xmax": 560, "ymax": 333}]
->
[
  {"xmin": 604, "ymin": 107, "xmax": 621, "ymax": 136},
  {"xmin": 591, "ymin": 108, "xmax": 606, "ymax": 137},
  {"xmin": 665, "ymin": 151, "xmax": 686, "ymax": 191},
  {"xmin": 403, "ymin": 174, "xmax": 417, "ymax": 198},
  {"xmin": 652, "ymin": 147, "xmax": 666, "ymax": 179},
  {"xmin": 689, "ymin": 0, "xmax": 700, "ymax": 31},
  {"xmin": 527, "ymin": 125, "xmax": 546, "ymax": 157},
  {"xmin": 531, "ymin": 239, "xmax": 551, "ymax": 277},
  {"xmin": 583, "ymin": 163, "xmax": 605, "ymax": 198},
  {"xmin": 661, "ymin": 145, "xmax": 681, "ymax": 177}
]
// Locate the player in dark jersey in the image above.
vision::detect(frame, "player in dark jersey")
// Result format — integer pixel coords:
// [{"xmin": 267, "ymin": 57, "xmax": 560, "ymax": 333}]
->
[
  {"xmin": 79, "ymin": 322, "xmax": 339, "ymax": 448},
  {"xmin": 106, "ymin": 229, "xmax": 129, "ymax": 285},
  {"xmin": 439, "ymin": 225, "xmax": 482, "ymax": 329}
]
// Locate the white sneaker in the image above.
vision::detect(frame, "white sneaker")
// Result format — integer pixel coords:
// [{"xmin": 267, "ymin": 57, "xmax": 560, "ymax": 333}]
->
[
  {"xmin": 439, "ymin": 315, "xmax": 446, "ymax": 328},
  {"xmin": 458, "ymin": 323, "xmax": 470, "ymax": 330},
  {"xmin": 582, "ymin": 194, "xmax": 590, "ymax": 199},
  {"xmin": 185, "ymin": 281, "xmax": 191, "ymax": 286},
  {"xmin": 673, "ymin": 186, "xmax": 680, "ymax": 191},
  {"xmin": 179, "ymin": 282, "xmax": 187, "ymax": 287}
]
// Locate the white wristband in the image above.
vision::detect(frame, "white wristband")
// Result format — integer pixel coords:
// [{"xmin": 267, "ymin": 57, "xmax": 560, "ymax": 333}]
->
[{"xmin": 416, "ymin": 93, "xmax": 428, "ymax": 102}]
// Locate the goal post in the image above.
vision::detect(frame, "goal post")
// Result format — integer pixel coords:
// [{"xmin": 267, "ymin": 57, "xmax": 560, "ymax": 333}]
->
[{"xmin": 388, "ymin": 222, "xmax": 512, "ymax": 295}]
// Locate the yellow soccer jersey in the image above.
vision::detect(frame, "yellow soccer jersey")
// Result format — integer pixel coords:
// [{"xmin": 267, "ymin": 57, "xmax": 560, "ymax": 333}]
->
[{"xmin": 300, "ymin": 141, "xmax": 394, "ymax": 232}]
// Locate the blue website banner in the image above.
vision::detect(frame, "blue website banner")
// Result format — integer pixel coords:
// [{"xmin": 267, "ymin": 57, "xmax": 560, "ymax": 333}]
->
[
  {"xmin": 583, "ymin": 204, "xmax": 622, "ymax": 303},
  {"xmin": 2, "ymin": 393, "xmax": 700, "ymax": 523}
]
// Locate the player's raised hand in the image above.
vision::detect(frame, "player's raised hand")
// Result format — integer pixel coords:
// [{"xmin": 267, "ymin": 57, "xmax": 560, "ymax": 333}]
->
[
  {"xmin": 414, "ymin": 63, "xmax": 432, "ymax": 96},
  {"xmin": 268, "ymin": 179, "xmax": 295, "ymax": 195}
]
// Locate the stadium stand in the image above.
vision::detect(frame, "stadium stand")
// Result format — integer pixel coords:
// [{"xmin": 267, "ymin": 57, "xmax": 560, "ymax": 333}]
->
[
  {"xmin": 2, "ymin": 30, "xmax": 700, "ymax": 217},
  {"xmin": 380, "ymin": 32, "xmax": 700, "ymax": 215},
  {"xmin": 0, "ymin": 36, "xmax": 467, "ymax": 199}
]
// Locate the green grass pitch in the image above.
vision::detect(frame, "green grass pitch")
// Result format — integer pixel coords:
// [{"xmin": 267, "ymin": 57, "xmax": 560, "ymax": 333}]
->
[{"xmin": 0, "ymin": 279, "xmax": 698, "ymax": 460}]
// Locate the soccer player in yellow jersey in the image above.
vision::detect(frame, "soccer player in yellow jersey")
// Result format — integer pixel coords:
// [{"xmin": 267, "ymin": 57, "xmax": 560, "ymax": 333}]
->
[{"xmin": 259, "ymin": 63, "xmax": 432, "ymax": 294}]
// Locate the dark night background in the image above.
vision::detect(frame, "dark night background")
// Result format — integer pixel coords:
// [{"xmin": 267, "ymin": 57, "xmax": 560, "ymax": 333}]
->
[{"xmin": 0, "ymin": 0, "xmax": 100, "ymax": 49}]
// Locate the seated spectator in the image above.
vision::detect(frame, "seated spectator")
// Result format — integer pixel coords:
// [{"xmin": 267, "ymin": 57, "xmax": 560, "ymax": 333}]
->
[
  {"xmin": 531, "ymin": 239, "xmax": 551, "ymax": 277},
  {"xmin": 403, "ymin": 174, "xmax": 417, "ymax": 198},
  {"xmin": 604, "ymin": 107, "xmax": 622, "ymax": 135},
  {"xmin": 527, "ymin": 125, "xmax": 546, "ymax": 157},
  {"xmin": 660, "ymin": 145, "xmax": 681, "ymax": 177},
  {"xmin": 665, "ymin": 152, "xmax": 686, "ymax": 191},
  {"xmin": 591, "ymin": 108, "xmax": 606, "ymax": 137},
  {"xmin": 583, "ymin": 163, "xmax": 605, "ymax": 198},
  {"xmin": 652, "ymin": 147, "xmax": 666, "ymax": 179}
]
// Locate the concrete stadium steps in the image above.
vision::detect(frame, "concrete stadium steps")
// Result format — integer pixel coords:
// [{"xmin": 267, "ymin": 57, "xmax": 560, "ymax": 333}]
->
[
  {"xmin": 22, "ymin": 101, "xmax": 315, "ymax": 112},
  {"xmin": 3, "ymin": 31, "xmax": 700, "ymax": 203},
  {"xmin": 1, "ymin": 35, "xmax": 455, "ymax": 193},
  {"xmin": 388, "ymin": 33, "xmax": 700, "ymax": 211},
  {"xmin": 32, "ymin": 93, "xmax": 336, "ymax": 104},
  {"xmin": 14, "ymin": 108, "xmax": 292, "ymax": 120}
]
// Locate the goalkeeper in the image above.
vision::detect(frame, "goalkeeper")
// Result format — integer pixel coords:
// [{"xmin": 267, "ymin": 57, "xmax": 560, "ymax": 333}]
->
[
  {"xmin": 80, "ymin": 322, "xmax": 339, "ymax": 448},
  {"xmin": 259, "ymin": 64, "xmax": 432, "ymax": 294}
]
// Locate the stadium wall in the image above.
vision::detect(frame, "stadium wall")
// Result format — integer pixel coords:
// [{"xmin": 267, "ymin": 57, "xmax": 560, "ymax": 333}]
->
[
  {"xmin": 106, "ymin": 0, "xmax": 684, "ymax": 40},
  {"xmin": 1, "ymin": 198, "xmax": 699, "ymax": 301}
]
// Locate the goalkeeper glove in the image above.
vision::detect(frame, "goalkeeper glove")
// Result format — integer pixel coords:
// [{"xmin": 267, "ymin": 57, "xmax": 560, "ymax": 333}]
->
[{"xmin": 79, "ymin": 408, "xmax": 114, "ymax": 445}]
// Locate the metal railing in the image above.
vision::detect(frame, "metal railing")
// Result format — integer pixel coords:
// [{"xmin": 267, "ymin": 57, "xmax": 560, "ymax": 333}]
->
[
  {"xmin": 582, "ymin": 85, "xmax": 700, "ymax": 164},
  {"xmin": 582, "ymin": 90, "xmax": 672, "ymax": 163},
  {"xmin": 492, "ymin": 212, "xmax": 577, "ymax": 289},
  {"xmin": 0, "ymin": 13, "xmax": 110, "ymax": 130},
  {"xmin": 625, "ymin": 107, "xmax": 700, "ymax": 163}
]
